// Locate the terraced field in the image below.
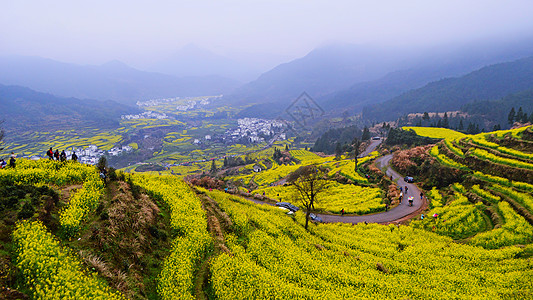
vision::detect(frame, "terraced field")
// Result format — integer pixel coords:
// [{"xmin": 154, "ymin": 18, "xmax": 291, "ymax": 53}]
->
[{"xmin": 2, "ymin": 125, "xmax": 532, "ymax": 299}]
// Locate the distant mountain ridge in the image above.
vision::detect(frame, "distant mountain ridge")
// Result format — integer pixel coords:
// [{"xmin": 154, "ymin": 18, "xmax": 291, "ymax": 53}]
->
[
  {"xmin": 362, "ymin": 55, "xmax": 533, "ymax": 122},
  {"xmin": 0, "ymin": 84, "xmax": 139, "ymax": 131},
  {"xmin": 227, "ymin": 38, "xmax": 533, "ymax": 118},
  {"xmin": 225, "ymin": 43, "xmax": 410, "ymax": 106},
  {"xmin": 0, "ymin": 55, "xmax": 240, "ymax": 105}
]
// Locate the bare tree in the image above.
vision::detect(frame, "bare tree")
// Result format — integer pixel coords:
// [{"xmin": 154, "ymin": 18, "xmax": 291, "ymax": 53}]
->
[
  {"xmin": 353, "ymin": 137, "xmax": 361, "ymax": 172},
  {"xmin": 287, "ymin": 165, "xmax": 328, "ymax": 230},
  {"xmin": 0, "ymin": 120, "xmax": 4, "ymax": 150}
]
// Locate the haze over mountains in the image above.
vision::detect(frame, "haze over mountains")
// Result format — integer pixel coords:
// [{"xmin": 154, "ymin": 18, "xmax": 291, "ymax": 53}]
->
[
  {"xmin": 0, "ymin": 84, "xmax": 138, "ymax": 131},
  {"xmin": 227, "ymin": 38, "xmax": 533, "ymax": 118},
  {"xmin": 363, "ymin": 55, "xmax": 533, "ymax": 121},
  {"xmin": 0, "ymin": 55, "xmax": 240, "ymax": 105},
  {"xmin": 2, "ymin": 38, "xmax": 533, "ymax": 125}
]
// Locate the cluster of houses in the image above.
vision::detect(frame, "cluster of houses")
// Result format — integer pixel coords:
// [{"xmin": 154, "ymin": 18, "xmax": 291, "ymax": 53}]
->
[
  {"xmin": 136, "ymin": 97, "xmax": 181, "ymax": 107},
  {"xmin": 121, "ymin": 111, "xmax": 169, "ymax": 120},
  {"xmin": 224, "ymin": 118, "xmax": 286, "ymax": 143},
  {"xmin": 26, "ymin": 145, "xmax": 133, "ymax": 165}
]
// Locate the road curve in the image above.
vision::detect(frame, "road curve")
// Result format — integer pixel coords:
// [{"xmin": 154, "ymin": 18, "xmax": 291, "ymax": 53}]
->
[
  {"xmin": 318, "ymin": 154, "xmax": 425, "ymax": 224},
  {"xmin": 247, "ymin": 140, "xmax": 427, "ymax": 224}
]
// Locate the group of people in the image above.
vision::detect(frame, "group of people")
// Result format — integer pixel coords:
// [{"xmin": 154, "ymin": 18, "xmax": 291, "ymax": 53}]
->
[
  {"xmin": 0, "ymin": 152, "xmax": 17, "ymax": 168},
  {"xmin": 398, "ymin": 186, "xmax": 424, "ymax": 206},
  {"xmin": 46, "ymin": 147, "xmax": 78, "ymax": 162}
]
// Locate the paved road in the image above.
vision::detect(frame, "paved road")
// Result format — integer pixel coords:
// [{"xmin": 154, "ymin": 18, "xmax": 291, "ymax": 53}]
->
[
  {"xmin": 247, "ymin": 141, "xmax": 426, "ymax": 224},
  {"xmin": 318, "ymin": 154, "xmax": 425, "ymax": 224}
]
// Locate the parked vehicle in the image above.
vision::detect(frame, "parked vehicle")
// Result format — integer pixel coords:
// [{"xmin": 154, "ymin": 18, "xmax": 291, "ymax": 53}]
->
[
  {"xmin": 404, "ymin": 176, "xmax": 414, "ymax": 183},
  {"xmin": 276, "ymin": 202, "xmax": 299, "ymax": 212},
  {"xmin": 309, "ymin": 213, "xmax": 323, "ymax": 222}
]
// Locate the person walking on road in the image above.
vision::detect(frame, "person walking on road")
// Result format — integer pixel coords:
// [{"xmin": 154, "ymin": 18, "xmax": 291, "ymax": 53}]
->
[
  {"xmin": 420, "ymin": 192, "xmax": 424, "ymax": 200},
  {"xmin": 341, "ymin": 209, "xmax": 345, "ymax": 216},
  {"xmin": 405, "ymin": 186, "xmax": 408, "ymax": 194}
]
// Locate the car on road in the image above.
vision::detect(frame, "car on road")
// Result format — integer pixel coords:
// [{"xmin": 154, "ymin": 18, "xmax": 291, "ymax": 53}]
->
[
  {"xmin": 309, "ymin": 213, "xmax": 322, "ymax": 222},
  {"xmin": 404, "ymin": 176, "xmax": 414, "ymax": 183},
  {"xmin": 371, "ymin": 136, "xmax": 381, "ymax": 140},
  {"xmin": 276, "ymin": 202, "xmax": 299, "ymax": 212}
]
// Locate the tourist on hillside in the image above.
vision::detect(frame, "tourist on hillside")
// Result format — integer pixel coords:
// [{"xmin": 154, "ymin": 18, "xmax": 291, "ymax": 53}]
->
[
  {"xmin": 99, "ymin": 169, "xmax": 107, "ymax": 186},
  {"xmin": 54, "ymin": 150, "xmax": 60, "ymax": 160},
  {"xmin": 60, "ymin": 150, "xmax": 67, "ymax": 162},
  {"xmin": 385, "ymin": 203, "xmax": 389, "ymax": 211},
  {"xmin": 341, "ymin": 208, "xmax": 345, "ymax": 216},
  {"xmin": 71, "ymin": 151, "xmax": 78, "ymax": 162},
  {"xmin": 46, "ymin": 147, "xmax": 54, "ymax": 160},
  {"xmin": 9, "ymin": 153, "xmax": 16, "ymax": 168},
  {"xmin": 0, "ymin": 159, "xmax": 6, "ymax": 168}
]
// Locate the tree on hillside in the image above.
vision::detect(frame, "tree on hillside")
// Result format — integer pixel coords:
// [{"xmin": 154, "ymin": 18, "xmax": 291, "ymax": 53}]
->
[
  {"xmin": 508, "ymin": 107, "xmax": 516, "ymax": 124},
  {"xmin": 352, "ymin": 137, "xmax": 361, "ymax": 172},
  {"xmin": 287, "ymin": 165, "xmax": 328, "ymax": 230},
  {"xmin": 517, "ymin": 107, "xmax": 525, "ymax": 123},
  {"xmin": 442, "ymin": 112, "xmax": 449, "ymax": 128},
  {"xmin": 334, "ymin": 142, "xmax": 342, "ymax": 161},
  {"xmin": 0, "ymin": 121, "xmax": 4, "ymax": 147},
  {"xmin": 210, "ymin": 159, "xmax": 217, "ymax": 173},
  {"xmin": 362, "ymin": 127, "xmax": 371, "ymax": 141}
]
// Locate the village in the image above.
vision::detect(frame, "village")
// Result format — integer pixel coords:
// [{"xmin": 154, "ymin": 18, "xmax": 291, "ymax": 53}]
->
[{"xmin": 23, "ymin": 145, "xmax": 133, "ymax": 165}]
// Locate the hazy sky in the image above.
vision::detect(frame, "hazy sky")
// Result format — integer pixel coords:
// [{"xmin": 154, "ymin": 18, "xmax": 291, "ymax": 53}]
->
[{"xmin": 1, "ymin": 0, "xmax": 533, "ymax": 68}]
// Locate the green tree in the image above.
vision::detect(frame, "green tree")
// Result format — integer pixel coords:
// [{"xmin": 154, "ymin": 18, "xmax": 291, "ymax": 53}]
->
[
  {"xmin": 422, "ymin": 112, "xmax": 430, "ymax": 121},
  {"xmin": 334, "ymin": 142, "xmax": 342, "ymax": 160},
  {"xmin": 508, "ymin": 107, "xmax": 516, "ymax": 125},
  {"xmin": 442, "ymin": 112, "xmax": 449, "ymax": 128},
  {"xmin": 97, "ymin": 156, "xmax": 108, "ymax": 172},
  {"xmin": 361, "ymin": 127, "xmax": 370, "ymax": 141},
  {"xmin": 517, "ymin": 107, "xmax": 525, "ymax": 123},
  {"xmin": 287, "ymin": 165, "xmax": 328, "ymax": 230},
  {"xmin": 210, "ymin": 159, "xmax": 217, "ymax": 173}
]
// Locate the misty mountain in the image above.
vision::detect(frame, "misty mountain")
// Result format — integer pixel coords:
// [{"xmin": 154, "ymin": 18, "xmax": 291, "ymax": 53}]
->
[
  {"xmin": 362, "ymin": 56, "xmax": 533, "ymax": 122},
  {"xmin": 461, "ymin": 89, "xmax": 533, "ymax": 127},
  {"xmin": 0, "ymin": 84, "xmax": 139, "ymax": 131},
  {"xmin": 319, "ymin": 38, "xmax": 533, "ymax": 114},
  {"xmin": 228, "ymin": 38, "xmax": 533, "ymax": 118},
  {"xmin": 0, "ymin": 56, "xmax": 240, "ymax": 105},
  {"xmin": 150, "ymin": 44, "xmax": 260, "ymax": 82},
  {"xmin": 225, "ymin": 43, "xmax": 410, "ymax": 106}
]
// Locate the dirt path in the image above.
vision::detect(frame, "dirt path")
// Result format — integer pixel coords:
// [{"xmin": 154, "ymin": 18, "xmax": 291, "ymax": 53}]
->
[{"xmin": 194, "ymin": 191, "xmax": 233, "ymax": 300}]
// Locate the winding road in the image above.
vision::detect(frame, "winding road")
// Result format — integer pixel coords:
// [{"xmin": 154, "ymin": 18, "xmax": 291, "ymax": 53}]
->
[
  {"xmin": 247, "ymin": 138, "xmax": 427, "ymax": 224},
  {"xmin": 318, "ymin": 154, "xmax": 425, "ymax": 224}
]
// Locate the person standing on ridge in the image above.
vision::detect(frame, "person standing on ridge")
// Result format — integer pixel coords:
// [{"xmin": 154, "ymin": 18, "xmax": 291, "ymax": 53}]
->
[
  {"xmin": 46, "ymin": 147, "xmax": 54, "ymax": 160},
  {"xmin": 71, "ymin": 151, "xmax": 78, "ymax": 162},
  {"xmin": 54, "ymin": 149, "xmax": 60, "ymax": 161},
  {"xmin": 60, "ymin": 150, "xmax": 67, "ymax": 162},
  {"xmin": 9, "ymin": 152, "xmax": 16, "ymax": 168}
]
